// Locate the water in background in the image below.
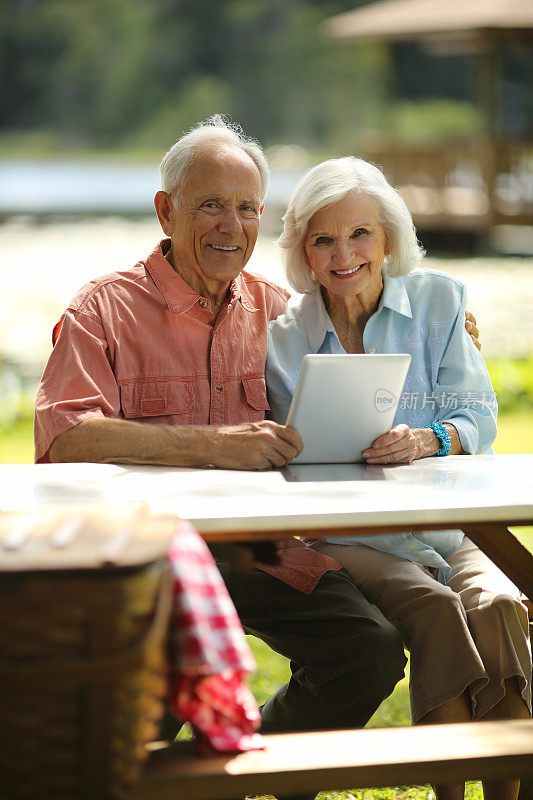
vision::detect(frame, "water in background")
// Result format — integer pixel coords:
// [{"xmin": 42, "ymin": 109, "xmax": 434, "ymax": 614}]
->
[{"xmin": 0, "ymin": 160, "xmax": 300, "ymax": 217}]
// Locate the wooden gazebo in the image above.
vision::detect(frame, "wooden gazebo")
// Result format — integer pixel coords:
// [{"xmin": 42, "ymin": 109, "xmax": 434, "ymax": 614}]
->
[{"xmin": 326, "ymin": 0, "xmax": 533, "ymax": 234}]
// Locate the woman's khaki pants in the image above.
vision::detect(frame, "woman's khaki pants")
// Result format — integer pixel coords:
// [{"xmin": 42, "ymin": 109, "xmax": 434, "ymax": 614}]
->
[{"xmin": 311, "ymin": 536, "xmax": 532, "ymax": 723}]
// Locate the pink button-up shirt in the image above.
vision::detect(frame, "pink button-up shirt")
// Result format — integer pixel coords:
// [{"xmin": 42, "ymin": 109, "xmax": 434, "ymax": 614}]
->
[
  {"xmin": 35, "ymin": 239, "xmax": 289, "ymax": 460},
  {"xmin": 35, "ymin": 239, "xmax": 340, "ymax": 592}
]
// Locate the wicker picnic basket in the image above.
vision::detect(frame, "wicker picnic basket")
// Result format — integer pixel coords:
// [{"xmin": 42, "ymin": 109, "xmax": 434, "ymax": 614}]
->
[{"xmin": 0, "ymin": 507, "xmax": 176, "ymax": 800}]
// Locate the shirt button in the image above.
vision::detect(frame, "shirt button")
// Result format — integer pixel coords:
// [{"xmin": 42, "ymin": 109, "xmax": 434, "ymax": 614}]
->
[
  {"xmin": 215, "ymin": 385, "xmax": 223, "ymax": 394},
  {"xmin": 199, "ymin": 298, "xmax": 208, "ymax": 308},
  {"xmin": 369, "ymin": 346, "xmax": 376, "ymax": 354}
]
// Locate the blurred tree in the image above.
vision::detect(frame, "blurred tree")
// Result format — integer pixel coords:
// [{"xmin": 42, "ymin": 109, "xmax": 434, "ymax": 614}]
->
[
  {"xmin": 130, "ymin": 76, "xmax": 233, "ymax": 151},
  {"xmin": 40, "ymin": 0, "xmax": 162, "ymax": 144},
  {"xmin": 0, "ymin": 0, "xmax": 66, "ymax": 129},
  {"xmin": 130, "ymin": 0, "xmax": 385, "ymax": 150},
  {"xmin": 0, "ymin": 0, "xmax": 494, "ymax": 154},
  {"xmin": 1, "ymin": 0, "xmax": 164, "ymax": 145}
]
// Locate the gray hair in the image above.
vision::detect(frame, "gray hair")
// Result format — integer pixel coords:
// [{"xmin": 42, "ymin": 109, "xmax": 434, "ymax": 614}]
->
[
  {"xmin": 278, "ymin": 156, "xmax": 424, "ymax": 294},
  {"xmin": 159, "ymin": 114, "xmax": 269, "ymax": 202}
]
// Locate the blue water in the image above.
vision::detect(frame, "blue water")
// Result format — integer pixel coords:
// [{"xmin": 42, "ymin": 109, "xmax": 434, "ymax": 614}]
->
[{"xmin": 0, "ymin": 160, "xmax": 300, "ymax": 215}]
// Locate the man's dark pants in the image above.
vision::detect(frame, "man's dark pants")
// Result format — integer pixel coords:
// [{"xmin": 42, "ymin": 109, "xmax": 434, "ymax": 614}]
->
[
  {"xmin": 159, "ymin": 563, "xmax": 406, "ymax": 744},
  {"xmin": 218, "ymin": 563, "xmax": 407, "ymax": 733}
]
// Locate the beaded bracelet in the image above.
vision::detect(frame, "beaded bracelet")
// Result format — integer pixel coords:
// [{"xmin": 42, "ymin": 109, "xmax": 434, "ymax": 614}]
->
[{"xmin": 430, "ymin": 422, "xmax": 451, "ymax": 457}]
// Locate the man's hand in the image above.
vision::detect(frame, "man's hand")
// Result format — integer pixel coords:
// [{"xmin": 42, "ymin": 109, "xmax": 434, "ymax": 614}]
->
[
  {"xmin": 211, "ymin": 421, "xmax": 303, "ymax": 470},
  {"xmin": 465, "ymin": 310, "xmax": 481, "ymax": 350},
  {"xmin": 49, "ymin": 417, "xmax": 303, "ymax": 470}
]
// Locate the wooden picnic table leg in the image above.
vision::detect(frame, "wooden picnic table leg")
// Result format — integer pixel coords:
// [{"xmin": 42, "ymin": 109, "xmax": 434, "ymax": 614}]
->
[
  {"xmin": 461, "ymin": 524, "xmax": 533, "ymax": 601},
  {"xmin": 462, "ymin": 524, "xmax": 533, "ymax": 800}
]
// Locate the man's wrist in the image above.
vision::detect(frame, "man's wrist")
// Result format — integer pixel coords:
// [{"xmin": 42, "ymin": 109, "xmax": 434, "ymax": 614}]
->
[{"xmin": 169, "ymin": 425, "xmax": 218, "ymax": 467}]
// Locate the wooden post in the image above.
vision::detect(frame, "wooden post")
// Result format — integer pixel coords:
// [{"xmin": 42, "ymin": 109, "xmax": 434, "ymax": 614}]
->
[
  {"xmin": 477, "ymin": 32, "xmax": 503, "ymax": 227},
  {"xmin": 461, "ymin": 523, "xmax": 533, "ymax": 600}
]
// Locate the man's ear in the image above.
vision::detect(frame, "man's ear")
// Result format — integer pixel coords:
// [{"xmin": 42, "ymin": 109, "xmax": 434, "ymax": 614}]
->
[
  {"xmin": 154, "ymin": 191, "xmax": 174, "ymax": 236},
  {"xmin": 384, "ymin": 234, "xmax": 391, "ymax": 256}
]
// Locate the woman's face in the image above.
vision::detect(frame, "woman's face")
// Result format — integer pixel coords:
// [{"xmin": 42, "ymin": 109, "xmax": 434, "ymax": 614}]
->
[{"xmin": 304, "ymin": 193, "xmax": 389, "ymax": 301}]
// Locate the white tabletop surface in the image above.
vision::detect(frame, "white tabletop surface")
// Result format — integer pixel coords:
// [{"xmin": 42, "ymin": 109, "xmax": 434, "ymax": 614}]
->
[{"xmin": 1, "ymin": 454, "xmax": 532, "ymax": 535}]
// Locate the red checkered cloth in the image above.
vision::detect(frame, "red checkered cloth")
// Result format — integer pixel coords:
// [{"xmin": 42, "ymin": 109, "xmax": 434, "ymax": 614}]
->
[{"xmin": 166, "ymin": 520, "xmax": 263, "ymax": 754}]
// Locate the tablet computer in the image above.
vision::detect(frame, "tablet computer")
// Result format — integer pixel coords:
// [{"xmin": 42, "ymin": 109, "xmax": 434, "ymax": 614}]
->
[{"xmin": 285, "ymin": 353, "xmax": 411, "ymax": 464}]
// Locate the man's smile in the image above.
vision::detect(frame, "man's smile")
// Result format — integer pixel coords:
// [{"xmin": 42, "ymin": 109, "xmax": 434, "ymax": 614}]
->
[{"xmin": 209, "ymin": 244, "xmax": 239, "ymax": 252}]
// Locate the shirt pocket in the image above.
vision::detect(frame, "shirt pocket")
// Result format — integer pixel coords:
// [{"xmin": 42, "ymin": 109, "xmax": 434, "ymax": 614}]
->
[
  {"xmin": 242, "ymin": 376, "xmax": 270, "ymax": 422},
  {"xmin": 119, "ymin": 379, "xmax": 194, "ymax": 419}
]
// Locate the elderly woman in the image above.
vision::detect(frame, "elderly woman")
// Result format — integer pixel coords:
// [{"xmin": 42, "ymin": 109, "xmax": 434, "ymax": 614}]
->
[{"xmin": 266, "ymin": 157, "xmax": 531, "ymax": 800}]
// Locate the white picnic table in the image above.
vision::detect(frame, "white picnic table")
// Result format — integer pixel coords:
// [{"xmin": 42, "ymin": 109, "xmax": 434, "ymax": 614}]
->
[{"xmin": 1, "ymin": 454, "xmax": 532, "ymax": 597}]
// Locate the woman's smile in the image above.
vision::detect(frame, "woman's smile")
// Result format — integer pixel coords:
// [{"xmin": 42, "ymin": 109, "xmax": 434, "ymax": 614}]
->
[{"xmin": 330, "ymin": 264, "xmax": 365, "ymax": 278}]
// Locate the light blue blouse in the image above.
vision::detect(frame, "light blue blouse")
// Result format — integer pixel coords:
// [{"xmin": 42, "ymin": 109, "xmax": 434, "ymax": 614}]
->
[{"xmin": 266, "ymin": 268, "xmax": 498, "ymax": 583}]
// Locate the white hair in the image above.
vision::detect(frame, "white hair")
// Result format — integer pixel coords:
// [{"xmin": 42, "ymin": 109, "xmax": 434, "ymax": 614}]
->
[
  {"xmin": 159, "ymin": 114, "xmax": 269, "ymax": 202},
  {"xmin": 278, "ymin": 156, "xmax": 424, "ymax": 294}
]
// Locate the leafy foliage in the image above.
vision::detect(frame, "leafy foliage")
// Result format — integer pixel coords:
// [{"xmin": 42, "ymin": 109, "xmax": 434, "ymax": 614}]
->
[
  {"xmin": 487, "ymin": 356, "xmax": 533, "ymax": 413},
  {"xmin": 1, "ymin": 0, "xmax": 482, "ymax": 153}
]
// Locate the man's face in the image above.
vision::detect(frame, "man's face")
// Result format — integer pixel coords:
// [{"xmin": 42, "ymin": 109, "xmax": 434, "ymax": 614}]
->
[{"xmin": 160, "ymin": 144, "xmax": 263, "ymax": 297}]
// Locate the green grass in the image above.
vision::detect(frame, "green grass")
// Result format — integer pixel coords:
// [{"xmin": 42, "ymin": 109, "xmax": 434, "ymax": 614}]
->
[
  {"xmin": 244, "ymin": 789, "xmax": 484, "ymax": 800},
  {"xmin": 493, "ymin": 411, "xmax": 533, "ymax": 454},
  {"xmin": 1, "ymin": 411, "xmax": 531, "ymax": 800},
  {"xmin": 0, "ymin": 129, "xmax": 163, "ymax": 162},
  {"xmin": 0, "ymin": 416, "xmax": 35, "ymax": 463},
  {"xmin": 243, "ymin": 787, "xmax": 483, "ymax": 800}
]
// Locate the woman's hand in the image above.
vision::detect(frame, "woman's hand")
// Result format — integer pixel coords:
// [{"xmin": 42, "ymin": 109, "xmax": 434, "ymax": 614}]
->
[
  {"xmin": 362, "ymin": 424, "xmax": 436, "ymax": 464},
  {"xmin": 363, "ymin": 422, "xmax": 463, "ymax": 464}
]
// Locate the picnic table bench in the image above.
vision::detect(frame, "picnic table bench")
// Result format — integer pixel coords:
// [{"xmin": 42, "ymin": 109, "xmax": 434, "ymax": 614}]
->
[{"xmin": 135, "ymin": 720, "xmax": 533, "ymax": 800}]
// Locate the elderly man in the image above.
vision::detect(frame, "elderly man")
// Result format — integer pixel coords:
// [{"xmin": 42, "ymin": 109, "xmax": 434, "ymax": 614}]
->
[{"xmin": 36, "ymin": 117, "xmax": 424, "ymax": 742}]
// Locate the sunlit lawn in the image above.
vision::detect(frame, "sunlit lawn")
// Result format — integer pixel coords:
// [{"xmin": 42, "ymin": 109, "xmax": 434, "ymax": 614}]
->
[
  {"xmin": 0, "ymin": 416, "xmax": 35, "ymax": 463},
  {"xmin": 0, "ymin": 411, "xmax": 531, "ymax": 799}
]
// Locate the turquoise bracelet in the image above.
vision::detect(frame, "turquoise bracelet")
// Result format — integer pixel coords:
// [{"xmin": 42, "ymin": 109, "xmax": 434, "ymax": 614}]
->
[{"xmin": 430, "ymin": 422, "xmax": 451, "ymax": 457}]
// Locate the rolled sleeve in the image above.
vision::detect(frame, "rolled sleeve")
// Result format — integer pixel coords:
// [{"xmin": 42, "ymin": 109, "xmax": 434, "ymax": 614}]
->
[
  {"xmin": 433, "ymin": 284, "xmax": 497, "ymax": 454},
  {"xmin": 34, "ymin": 309, "xmax": 121, "ymax": 462}
]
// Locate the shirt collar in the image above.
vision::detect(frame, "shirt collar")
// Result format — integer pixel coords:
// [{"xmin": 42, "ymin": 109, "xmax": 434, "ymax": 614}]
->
[
  {"xmin": 380, "ymin": 273, "xmax": 413, "ymax": 318},
  {"xmin": 301, "ymin": 273, "xmax": 413, "ymax": 350},
  {"xmin": 143, "ymin": 239, "xmax": 258, "ymax": 315},
  {"xmin": 301, "ymin": 290, "xmax": 337, "ymax": 352},
  {"xmin": 230, "ymin": 272, "xmax": 259, "ymax": 312}
]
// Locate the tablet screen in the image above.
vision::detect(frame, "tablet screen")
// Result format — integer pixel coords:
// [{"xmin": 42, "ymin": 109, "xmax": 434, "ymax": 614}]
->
[{"xmin": 286, "ymin": 353, "xmax": 411, "ymax": 463}]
